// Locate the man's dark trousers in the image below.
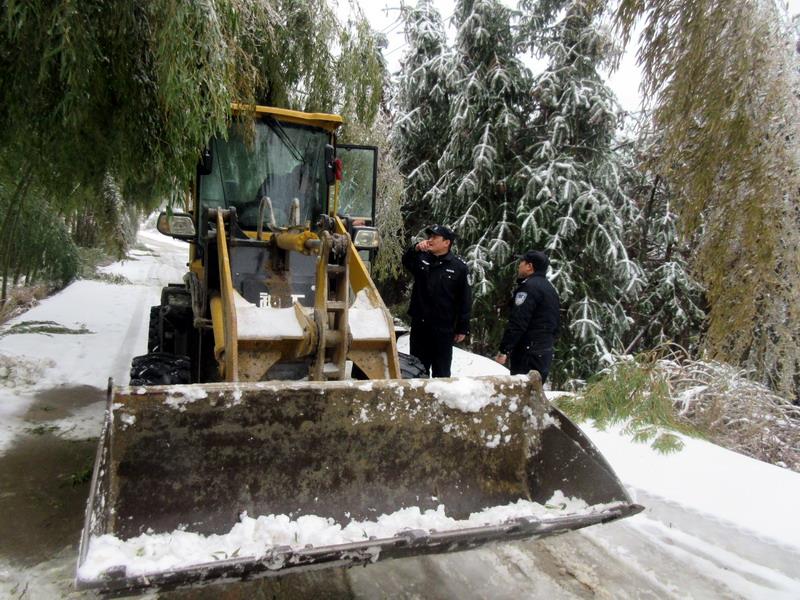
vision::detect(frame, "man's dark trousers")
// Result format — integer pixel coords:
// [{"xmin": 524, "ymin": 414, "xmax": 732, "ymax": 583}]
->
[
  {"xmin": 510, "ymin": 347, "xmax": 553, "ymax": 383},
  {"xmin": 410, "ymin": 318, "xmax": 453, "ymax": 377}
]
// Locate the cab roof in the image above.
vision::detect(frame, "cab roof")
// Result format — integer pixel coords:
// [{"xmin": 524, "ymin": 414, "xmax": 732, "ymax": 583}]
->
[{"xmin": 231, "ymin": 103, "xmax": 343, "ymax": 133}]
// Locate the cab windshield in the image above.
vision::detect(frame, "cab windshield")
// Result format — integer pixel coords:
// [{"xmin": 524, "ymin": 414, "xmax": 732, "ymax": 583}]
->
[{"xmin": 198, "ymin": 119, "xmax": 329, "ymax": 230}]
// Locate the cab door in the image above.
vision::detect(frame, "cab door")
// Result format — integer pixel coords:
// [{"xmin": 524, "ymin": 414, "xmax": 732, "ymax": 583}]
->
[{"xmin": 336, "ymin": 145, "xmax": 378, "ymax": 223}]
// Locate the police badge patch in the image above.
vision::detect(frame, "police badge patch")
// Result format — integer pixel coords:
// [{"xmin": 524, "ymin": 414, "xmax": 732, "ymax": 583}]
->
[{"xmin": 514, "ymin": 292, "xmax": 528, "ymax": 306}]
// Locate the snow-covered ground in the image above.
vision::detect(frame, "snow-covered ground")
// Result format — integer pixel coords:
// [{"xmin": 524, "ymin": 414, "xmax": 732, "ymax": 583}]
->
[
  {"xmin": 0, "ymin": 230, "xmax": 187, "ymax": 454},
  {"xmin": 0, "ymin": 229, "xmax": 799, "ymax": 599}
]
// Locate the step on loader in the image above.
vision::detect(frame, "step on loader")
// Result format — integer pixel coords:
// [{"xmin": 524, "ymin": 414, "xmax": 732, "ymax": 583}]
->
[{"xmin": 77, "ymin": 105, "xmax": 642, "ymax": 596}]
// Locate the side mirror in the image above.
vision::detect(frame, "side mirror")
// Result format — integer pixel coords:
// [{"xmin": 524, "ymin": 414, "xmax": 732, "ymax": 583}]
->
[
  {"xmin": 351, "ymin": 226, "xmax": 380, "ymax": 251},
  {"xmin": 198, "ymin": 146, "xmax": 213, "ymax": 175},
  {"xmin": 157, "ymin": 211, "xmax": 196, "ymax": 240},
  {"xmin": 324, "ymin": 144, "xmax": 336, "ymax": 186}
]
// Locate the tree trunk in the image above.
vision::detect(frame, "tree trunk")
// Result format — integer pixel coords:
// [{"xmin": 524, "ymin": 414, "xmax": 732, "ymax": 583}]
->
[
  {"xmin": 639, "ymin": 175, "xmax": 660, "ymax": 263},
  {"xmin": 0, "ymin": 163, "xmax": 34, "ymax": 305}
]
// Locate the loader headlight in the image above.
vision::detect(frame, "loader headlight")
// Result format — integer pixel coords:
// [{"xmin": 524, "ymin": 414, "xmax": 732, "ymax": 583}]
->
[
  {"xmin": 352, "ymin": 226, "xmax": 380, "ymax": 250},
  {"xmin": 157, "ymin": 211, "xmax": 196, "ymax": 240}
]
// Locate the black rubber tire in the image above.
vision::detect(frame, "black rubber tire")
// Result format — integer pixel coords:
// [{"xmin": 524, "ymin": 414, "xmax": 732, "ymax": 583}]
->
[
  {"xmin": 130, "ymin": 352, "xmax": 191, "ymax": 386},
  {"xmin": 399, "ymin": 352, "xmax": 427, "ymax": 379},
  {"xmin": 146, "ymin": 306, "xmax": 160, "ymax": 352}
]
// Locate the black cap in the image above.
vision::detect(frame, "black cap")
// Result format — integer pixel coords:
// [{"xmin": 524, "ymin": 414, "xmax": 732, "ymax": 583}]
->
[
  {"xmin": 519, "ymin": 250, "xmax": 550, "ymax": 272},
  {"xmin": 425, "ymin": 224, "xmax": 456, "ymax": 241}
]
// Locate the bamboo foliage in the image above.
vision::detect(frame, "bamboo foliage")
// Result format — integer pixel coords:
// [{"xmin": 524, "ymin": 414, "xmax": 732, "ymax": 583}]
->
[
  {"xmin": 614, "ymin": 0, "xmax": 800, "ymax": 398},
  {"xmin": 0, "ymin": 0, "xmax": 383, "ymax": 199},
  {"xmin": 0, "ymin": 0, "xmax": 385, "ymax": 301},
  {"xmin": 0, "ymin": 181, "xmax": 80, "ymax": 297}
]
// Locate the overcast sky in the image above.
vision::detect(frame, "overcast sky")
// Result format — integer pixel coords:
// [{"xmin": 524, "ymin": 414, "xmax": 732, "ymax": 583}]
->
[{"xmin": 353, "ymin": 0, "xmax": 800, "ymax": 114}]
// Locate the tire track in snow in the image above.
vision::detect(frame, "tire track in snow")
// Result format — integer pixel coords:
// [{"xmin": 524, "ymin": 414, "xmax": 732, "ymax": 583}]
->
[{"xmin": 627, "ymin": 487, "xmax": 800, "ymax": 582}]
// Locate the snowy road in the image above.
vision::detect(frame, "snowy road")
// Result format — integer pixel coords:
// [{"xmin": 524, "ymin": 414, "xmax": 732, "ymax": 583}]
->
[{"xmin": 0, "ymin": 229, "xmax": 798, "ymax": 599}]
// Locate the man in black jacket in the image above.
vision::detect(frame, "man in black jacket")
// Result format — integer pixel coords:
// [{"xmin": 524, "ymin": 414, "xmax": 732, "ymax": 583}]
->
[
  {"xmin": 495, "ymin": 250, "xmax": 560, "ymax": 382},
  {"xmin": 402, "ymin": 225, "xmax": 471, "ymax": 377}
]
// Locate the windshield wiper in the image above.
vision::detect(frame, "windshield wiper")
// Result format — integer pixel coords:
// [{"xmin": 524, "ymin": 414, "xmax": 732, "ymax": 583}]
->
[{"xmin": 265, "ymin": 117, "xmax": 304, "ymax": 163}]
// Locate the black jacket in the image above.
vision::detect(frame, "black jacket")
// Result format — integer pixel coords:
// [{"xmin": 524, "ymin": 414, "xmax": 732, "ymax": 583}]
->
[
  {"xmin": 402, "ymin": 246, "xmax": 471, "ymax": 334},
  {"xmin": 499, "ymin": 273, "xmax": 560, "ymax": 355}
]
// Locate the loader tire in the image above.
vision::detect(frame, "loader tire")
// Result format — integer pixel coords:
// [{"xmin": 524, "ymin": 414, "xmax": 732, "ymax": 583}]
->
[
  {"xmin": 146, "ymin": 306, "xmax": 160, "ymax": 352},
  {"xmin": 129, "ymin": 352, "xmax": 191, "ymax": 386},
  {"xmin": 399, "ymin": 352, "xmax": 427, "ymax": 379}
]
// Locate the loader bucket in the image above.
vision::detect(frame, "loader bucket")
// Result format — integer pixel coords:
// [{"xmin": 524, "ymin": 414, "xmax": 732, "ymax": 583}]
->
[{"xmin": 77, "ymin": 373, "xmax": 642, "ymax": 596}]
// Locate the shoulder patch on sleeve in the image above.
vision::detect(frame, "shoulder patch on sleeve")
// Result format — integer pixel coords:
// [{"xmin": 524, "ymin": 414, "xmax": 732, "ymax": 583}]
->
[{"xmin": 514, "ymin": 291, "xmax": 528, "ymax": 306}]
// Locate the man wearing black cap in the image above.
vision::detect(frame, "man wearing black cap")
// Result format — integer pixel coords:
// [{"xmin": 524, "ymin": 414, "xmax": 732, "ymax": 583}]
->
[
  {"xmin": 402, "ymin": 225, "xmax": 471, "ymax": 377},
  {"xmin": 495, "ymin": 250, "xmax": 560, "ymax": 382}
]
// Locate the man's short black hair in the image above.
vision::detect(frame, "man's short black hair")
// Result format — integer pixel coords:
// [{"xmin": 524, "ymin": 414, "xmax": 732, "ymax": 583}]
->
[
  {"xmin": 519, "ymin": 250, "xmax": 550, "ymax": 272},
  {"xmin": 425, "ymin": 224, "xmax": 456, "ymax": 242}
]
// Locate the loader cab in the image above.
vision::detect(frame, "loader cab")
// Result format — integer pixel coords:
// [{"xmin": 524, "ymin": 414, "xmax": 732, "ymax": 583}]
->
[
  {"xmin": 193, "ymin": 106, "xmax": 378, "ymax": 234},
  {"xmin": 179, "ymin": 106, "xmax": 379, "ymax": 313},
  {"xmin": 197, "ymin": 115, "xmax": 332, "ymax": 230},
  {"xmin": 188, "ymin": 107, "xmax": 380, "ymax": 284}
]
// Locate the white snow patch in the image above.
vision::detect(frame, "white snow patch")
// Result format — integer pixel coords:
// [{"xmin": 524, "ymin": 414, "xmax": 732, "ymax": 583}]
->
[
  {"xmin": 345, "ymin": 289, "xmax": 391, "ymax": 341},
  {"xmin": 351, "ymin": 289, "xmax": 375, "ymax": 309},
  {"xmin": 485, "ymin": 434, "xmax": 502, "ymax": 448},
  {"xmin": 227, "ymin": 387, "xmax": 243, "ymax": 407},
  {"xmin": 424, "ymin": 379, "xmax": 500, "ymax": 412},
  {"xmin": 233, "ymin": 292, "xmax": 304, "ymax": 340},
  {"xmin": 542, "ymin": 412, "xmax": 560, "ymax": 428},
  {"xmin": 164, "ymin": 386, "xmax": 209, "ymax": 411},
  {"xmin": 396, "ymin": 334, "xmax": 509, "ymax": 377},
  {"xmin": 349, "ymin": 309, "xmax": 391, "ymax": 341},
  {"xmin": 78, "ymin": 491, "xmax": 591, "ymax": 580},
  {"xmin": 583, "ymin": 422, "xmax": 800, "ymax": 557},
  {"xmin": 49, "ymin": 400, "xmax": 107, "ymax": 440}
]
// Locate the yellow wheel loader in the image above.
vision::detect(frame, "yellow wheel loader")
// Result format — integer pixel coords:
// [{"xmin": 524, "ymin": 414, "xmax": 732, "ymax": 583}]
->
[{"xmin": 77, "ymin": 105, "xmax": 642, "ymax": 596}]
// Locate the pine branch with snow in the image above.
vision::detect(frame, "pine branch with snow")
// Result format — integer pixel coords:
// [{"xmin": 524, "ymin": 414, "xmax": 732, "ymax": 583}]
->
[
  {"xmin": 560, "ymin": 345, "xmax": 800, "ymax": 470},
  {"xmin": 422, "ymin": 0, "xmax": 533, "ymax": 350},
  {"xmin": 391, "ymin": 0, "xmax": 453, "ymax": 237},
  {"xmin": 515, "ymin": 0, "xmax": 644, "ymax": 380},
  {"xmin": 616, "ymin": 117, "xmax": 706, "ymax": 355}
]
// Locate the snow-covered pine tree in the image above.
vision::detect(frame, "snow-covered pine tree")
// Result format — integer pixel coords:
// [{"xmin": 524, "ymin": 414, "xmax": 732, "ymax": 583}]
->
[
  {"xmin": 392, "ymin": 0, "xmax": 452, "ymax": 235},
  {"xmin": 425, "ymin": 0, "xmax": 532, "ymax": 349},
  {"xmin": 618, "ymin": 118, "xmax": 706, "ymax": 354},
  {"xmin": 515, "ymin": 0, "xmax": 644, "ymax": 381}
]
